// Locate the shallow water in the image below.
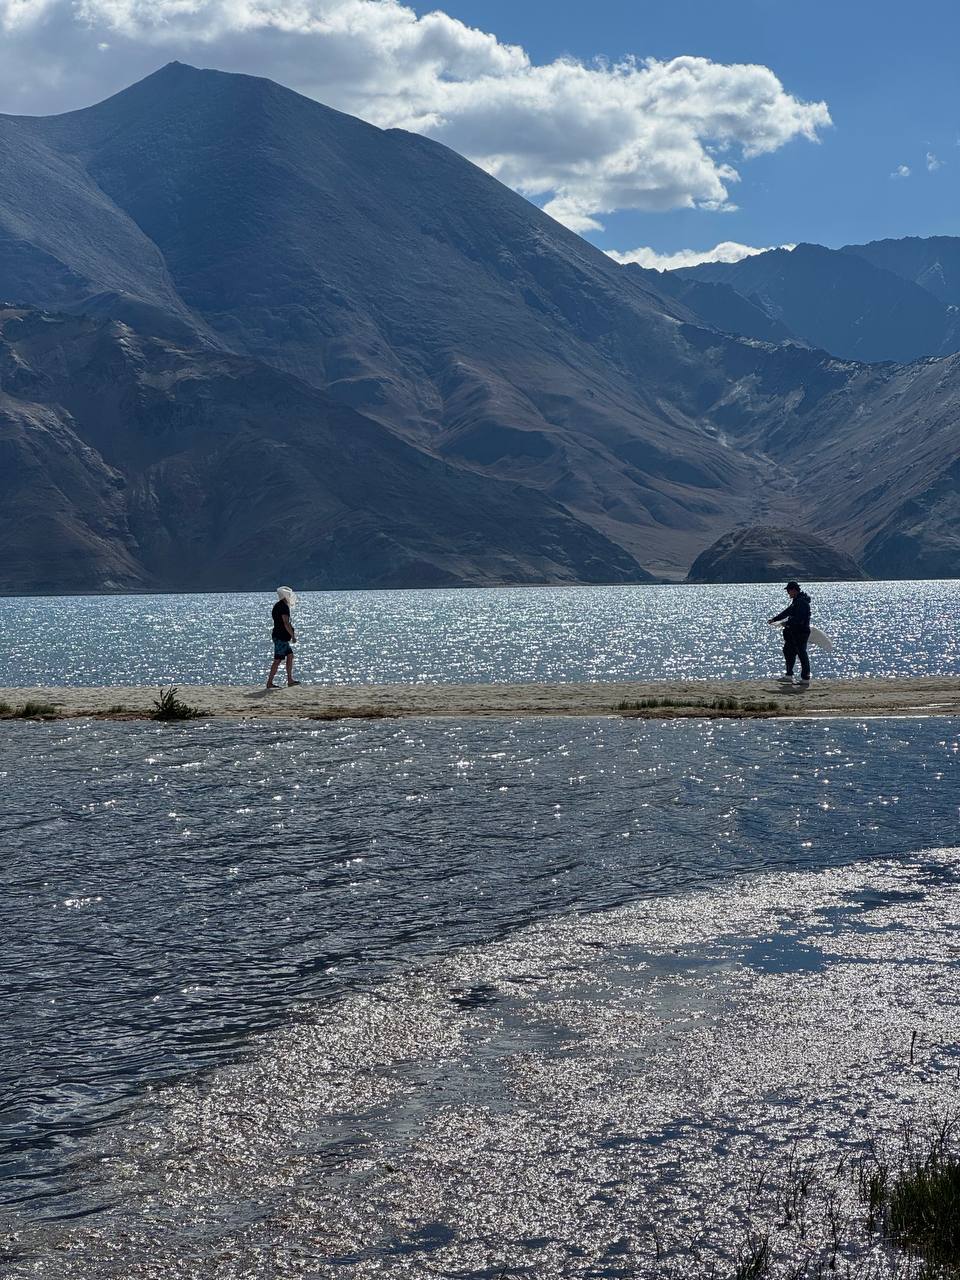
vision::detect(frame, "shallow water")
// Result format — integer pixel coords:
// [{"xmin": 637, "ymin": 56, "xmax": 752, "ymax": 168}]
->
[
  {"xmin": 2, "ymin": 713, "xmax": 958, "ymax": 1259},
  {"xmin": 8, "ymin": 845, "xmax": 960, "ymax": 1276},
  {"xmin": 1, "ymin": 579, "xmax": 957, "ymax": 686}
]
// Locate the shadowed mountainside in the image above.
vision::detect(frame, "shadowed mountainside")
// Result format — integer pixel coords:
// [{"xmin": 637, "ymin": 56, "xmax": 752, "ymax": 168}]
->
[
  {"xmin": 0, "ymin": 63, "xmax": 958, "ymax": 587},
  {"xmin": 0, "ymin": 307, "xmax": 646, "ymax": 592}
]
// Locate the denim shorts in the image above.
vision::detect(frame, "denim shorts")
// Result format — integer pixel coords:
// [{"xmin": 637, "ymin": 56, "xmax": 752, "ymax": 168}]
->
[{"xmin": 273, "ymin": 640, "xmax": 293, "ymax": 659}]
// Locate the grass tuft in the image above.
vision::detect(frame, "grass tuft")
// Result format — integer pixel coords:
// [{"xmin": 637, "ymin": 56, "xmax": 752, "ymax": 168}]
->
[
  {"xmin": 151, "ymin": 686, "xmax": 204, "ymax": 721},
  {"xmin": 887, "ymin": 1154, "xmax": 960, "ymax": 1272},
  {"xmin": 733, "ymin": 1231, "xmax": 772, "ymax": 1280},
  {"xmin": 858, "ymin": 1118, "xmax": 960, "ymax": 1276},
  {"xmin": 0, "ymin": 700, "xmax": 59, "ymax": 719},
  {"xmin": 618, "ymin": 695, "xmax": 781, "ymax": 716},
  {"xmin": 308, "ymin": 706, "xmax": 397, "ymax": 721}
]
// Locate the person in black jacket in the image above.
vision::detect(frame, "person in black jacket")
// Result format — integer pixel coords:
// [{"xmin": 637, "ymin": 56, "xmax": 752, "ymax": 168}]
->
[{"xmin": 769, "ymin": 580, "xmax": 812, "ymax": 685}]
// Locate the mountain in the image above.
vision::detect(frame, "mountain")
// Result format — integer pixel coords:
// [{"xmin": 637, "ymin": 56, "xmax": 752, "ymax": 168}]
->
[
  {"xmin": 626, "ymin": 266, "xmax": 799, "ymax": 345},
  {"xmin": 674, "ymin": 243, "xmax": 960, "ymax": 364},
  {"xmin": 843, "ymin": 236, "xmax": 960, "ymax": 308},
  {"xmin": 686, "ymin": 526, "xmax": 867, "ymax": 583},
  {"xmin": 678, "ymin": 328, "xmax": 960, "ymax": 579},
  {"xmin": 0, "ymin": 62, "xmax": 779, "ymax": 580},
  {"xmin": 0, "ymin": 306, "xmax": 645, "ymax": 592},
  {"xmin": 0, "ymin": 63, "xmax": 958, "ymax": 588}
]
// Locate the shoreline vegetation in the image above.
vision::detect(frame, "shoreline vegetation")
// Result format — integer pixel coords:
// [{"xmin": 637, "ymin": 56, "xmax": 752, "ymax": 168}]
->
[
  {"xmin": 720, "ymin": 1116, "xmax": 960, "ymax": 1280},
  {"xmin": 0, "ymin": 677, "xmax": 958, "ymax": 722}
]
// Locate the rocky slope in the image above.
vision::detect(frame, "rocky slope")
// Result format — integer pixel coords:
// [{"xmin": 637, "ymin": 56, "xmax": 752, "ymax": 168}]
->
[
  {"xmin": 0, "ymin": 307, "xmax": 645, "ymax": 592},
  {"xmin": 0, "ymin": 64, "xmax": 958, "ymax": 588},
  {"xmin": 686, "ymin": 526, "xmax": 867, "ymax": 583}
]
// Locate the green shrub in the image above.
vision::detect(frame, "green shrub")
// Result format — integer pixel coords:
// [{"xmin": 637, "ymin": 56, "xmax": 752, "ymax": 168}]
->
[{"xmin": 151, "ymin": 686, "xmax": 204, "ymax": 721}]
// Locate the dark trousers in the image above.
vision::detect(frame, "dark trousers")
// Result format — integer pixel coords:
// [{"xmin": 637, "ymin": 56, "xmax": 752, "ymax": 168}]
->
[{"xmin": 783, "ymin": 627, "xmax": 811, "ymax": 680}]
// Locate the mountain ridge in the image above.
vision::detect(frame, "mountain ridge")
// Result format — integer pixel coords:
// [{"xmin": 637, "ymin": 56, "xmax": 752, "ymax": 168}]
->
[
  {"xmin": 0, "ymin": 63, "xmax": 958, "ymax": 588},
  {"xmin": 673, "ymin": 241, "xmax": 960, "ymax": 363}
]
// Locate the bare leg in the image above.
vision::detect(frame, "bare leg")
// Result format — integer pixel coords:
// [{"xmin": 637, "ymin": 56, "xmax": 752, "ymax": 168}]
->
[
  {"xmin": 266, "ymin": 657, "xmax": 282, "ymax": 688},
  {"xmin": 286, "ymin": 652, "xmax": 299, "ymax": 686}
]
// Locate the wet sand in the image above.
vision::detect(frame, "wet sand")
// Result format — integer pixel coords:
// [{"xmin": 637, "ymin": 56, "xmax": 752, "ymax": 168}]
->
[{"xmin": 2, "ymin": 676, "xmax": 960, "ymax": 719}]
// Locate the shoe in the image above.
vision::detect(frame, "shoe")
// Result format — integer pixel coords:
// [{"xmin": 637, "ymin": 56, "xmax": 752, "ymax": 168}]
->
[
  {"xmin": 796, "ymin": 678, "xmax": 811, "ymax": 687},
  {"xmin": 287, "ymin": 680, "xmax": 301, "ymax": 686},
  {"xmin": 777, "ymin": 675, "xmax": 795, "ymax": 683}
]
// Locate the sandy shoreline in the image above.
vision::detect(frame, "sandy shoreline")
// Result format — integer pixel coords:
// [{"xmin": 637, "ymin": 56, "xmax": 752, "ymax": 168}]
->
[{"xmin": 2, "ymin": 676, "xmax": 960, "ymax": 720}]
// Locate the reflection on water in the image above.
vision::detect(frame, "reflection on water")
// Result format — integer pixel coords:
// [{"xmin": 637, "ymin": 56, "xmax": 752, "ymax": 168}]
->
[
  {"xmin": 1, "ymin": 579, "xmax": 958, "ymax": 686},
  {"xmin": 7, "ymin": 848, "xmax": 960, "ymax": 1277},
  {"xmin": 1, "ymin": 714, "xmax": 958, "ymax": 1242}
]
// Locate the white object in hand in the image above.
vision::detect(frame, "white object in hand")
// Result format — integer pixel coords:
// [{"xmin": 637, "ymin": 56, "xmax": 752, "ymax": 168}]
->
[{"xmin": 768, "ymin": 619, "xmax": 834, "ymax": 652}]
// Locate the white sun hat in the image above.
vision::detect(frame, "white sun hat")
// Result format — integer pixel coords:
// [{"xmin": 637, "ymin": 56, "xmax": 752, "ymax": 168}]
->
[{"xmin": 276, "ymin": 585, "xmax": 298, "ymax": 609}]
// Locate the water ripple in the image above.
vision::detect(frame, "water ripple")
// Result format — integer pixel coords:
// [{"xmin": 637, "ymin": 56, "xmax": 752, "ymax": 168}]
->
[{"xmin": 1, "ymin": 715, "xmax": 958, "ymax": 1224}]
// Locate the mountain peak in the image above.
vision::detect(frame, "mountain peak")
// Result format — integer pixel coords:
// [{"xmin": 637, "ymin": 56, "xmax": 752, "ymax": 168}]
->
[{"xmin": 0, "ymin": 66, "xmax": 957, "ymax": 588}]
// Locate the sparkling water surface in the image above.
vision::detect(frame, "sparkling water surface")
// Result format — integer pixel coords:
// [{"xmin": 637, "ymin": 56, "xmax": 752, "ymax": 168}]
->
[
  {"xmin": 2, "ymin": 714, "xmax": 958, "ymax": 1264},
  {"xmin": 1, "ymin": 579, "xmax": 957, "ymax": 686},
  {"xmin": 2, "ymin": 577, "xmax": 959, "ymax": 1272}
]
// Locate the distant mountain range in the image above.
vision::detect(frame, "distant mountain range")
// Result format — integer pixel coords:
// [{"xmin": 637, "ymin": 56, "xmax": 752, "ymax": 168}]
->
[
  {"xmin": 0, "ymin": 62, "xmax": 958, "ymax": 590},
  {"xmin": 663, "ymin": 239, "xmax": 960, "ymax": 363}
]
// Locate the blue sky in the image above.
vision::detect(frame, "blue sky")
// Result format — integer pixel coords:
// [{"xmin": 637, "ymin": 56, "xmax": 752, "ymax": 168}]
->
[
  {"xmin": 0, "ymin": 0, "xmax": 956, "ymax": 263},
  {"xmin": 434, "ymin": 0, "xmax": 960, "ymax": 257}
]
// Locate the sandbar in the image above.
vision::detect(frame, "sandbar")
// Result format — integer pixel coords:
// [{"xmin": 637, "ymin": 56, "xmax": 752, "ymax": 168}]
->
[{"xmin": 1, "ymin": 677, "xmax": 959, "ymax": 720}]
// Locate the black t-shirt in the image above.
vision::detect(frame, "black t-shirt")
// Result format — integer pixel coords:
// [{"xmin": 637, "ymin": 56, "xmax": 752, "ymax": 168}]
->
[{"xmin": 271, "ymin": 600, "xmax": 290, "ymax": 641}]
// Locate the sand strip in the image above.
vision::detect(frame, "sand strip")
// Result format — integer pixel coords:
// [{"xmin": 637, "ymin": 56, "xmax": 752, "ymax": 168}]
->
[{"xmin": 2, "ymin": 677, "xmax": 960, "ymax": 720}]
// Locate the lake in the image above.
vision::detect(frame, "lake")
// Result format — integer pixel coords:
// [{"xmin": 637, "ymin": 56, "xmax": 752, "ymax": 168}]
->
[
  {"xmin": 2, "ymin": 713, "xmax": 959, "ymax": 1276},
  {"xmin": 2, "ymin": 578, "xmax": 959, "ymax": 1275},
  {"xmin": 0, "ymin": 579, "xmax": 957, "ymax": 687}
]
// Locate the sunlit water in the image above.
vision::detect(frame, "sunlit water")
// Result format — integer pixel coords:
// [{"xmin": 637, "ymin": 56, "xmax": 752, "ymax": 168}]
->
[
  {"xmin": 2, "ymin": 715, "xmax": 959, "ymax": 1275},
  {"xmin": 1, "ymin": 579, "xmax": 957, "ymax": 686}
]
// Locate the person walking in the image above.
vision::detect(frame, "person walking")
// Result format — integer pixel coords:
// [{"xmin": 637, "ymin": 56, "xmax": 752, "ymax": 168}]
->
[
  {"xmin": 266, "ymin": 586, "xmax": 300, "ymax": 688},
  {"xmin": 769, "ymin": 580, "xmax": 812, "ymax": 686}
]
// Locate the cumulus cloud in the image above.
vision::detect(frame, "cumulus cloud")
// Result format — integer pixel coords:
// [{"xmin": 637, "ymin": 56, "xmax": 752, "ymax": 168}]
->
[
  {"xmin": 607, "ymin": 241, "xmax": 794, "ymax": 270},
  {"xmin": 0, "ymin": 0, "xmax": 831, "ymax": 232},
  {"xmin": 890, "ymin": 164, "xmax": 911, "ymax": 179}
]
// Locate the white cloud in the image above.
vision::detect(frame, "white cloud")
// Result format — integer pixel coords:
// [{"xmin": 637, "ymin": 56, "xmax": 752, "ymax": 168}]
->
[
  {"xmin": 926, "ymin": 151, "xmax": 942, "ymax": 172},
  {"xmin": 607, "ymin": 241, "xmax": 794, "ymax": 270},
  {"xmin": 0, "ymin": 0, "xmax": 831, "ymax": 232},
  {"xmin": 890, "ymin": 164, "xmax": 911, "ymax": 179}
]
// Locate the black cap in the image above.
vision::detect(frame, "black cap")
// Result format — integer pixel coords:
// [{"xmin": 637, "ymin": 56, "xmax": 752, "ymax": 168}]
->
[{"xmin": 785, "ymin": 580, "xmax": 800, "ymax": 590}]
